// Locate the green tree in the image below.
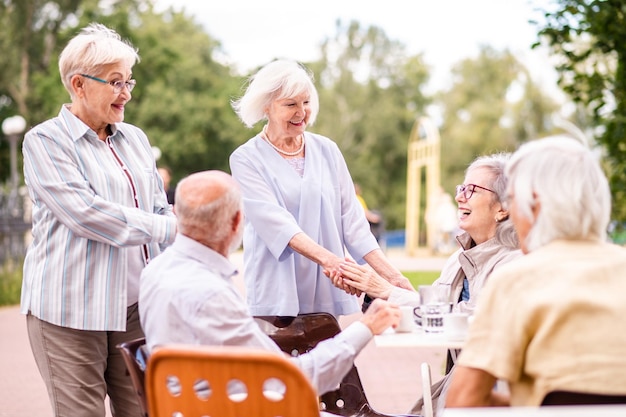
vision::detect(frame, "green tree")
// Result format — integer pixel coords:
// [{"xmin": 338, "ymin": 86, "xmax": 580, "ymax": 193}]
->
[
  {"xmin": 0, "ymin": 0, "xmax": 160, "ymax": 182},
  {"xmin": 535, "ymin": 0, "xmax": 626, "ymax": 225},
  {"xmin": 119, "ymin": 8, "xmax": 248, "ymax": 181},
  {"xmin": 437, "ymin": 46, "xmax": 559, "ymax": 195},
  {"xmin": 0, "ymin": 0, "xmax": 247, "ymax": 185},
  {"xmin": 311, "ymin": 20, "xmax": 431, "ymax": 229},
  {"xmin": 0, "ymin": 0, "xmax": 87, "ymax": 119},
  {"xmin": 0, "ymin": 0, "xmax": 85, "ymax": 181}
]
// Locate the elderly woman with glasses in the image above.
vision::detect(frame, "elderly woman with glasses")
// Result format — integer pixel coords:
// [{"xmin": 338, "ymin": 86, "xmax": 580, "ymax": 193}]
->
[
  {"xmin": 340, "ymin": 153, "xmax": 521, "ymax": 314},
  {"xmin": 447, "ymin": 136, "xmax": 626, "ymax": 408},
  {"xmin": 20, "ymin": 23, "xmax": 175, "ymax": 417},
  {"xmin": 339, "ymin": 152, "xmax": 522, "ymax": 416}
]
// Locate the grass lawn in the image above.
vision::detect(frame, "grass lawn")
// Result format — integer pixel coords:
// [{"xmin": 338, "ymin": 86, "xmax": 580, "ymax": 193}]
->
[
  {"xmin": 402, "ymin": 270, "xmax": 440, "ymax": 289},
  {"xmin": 0, "ymin": 264, "xmax": 443, "ymax": 306},
  {"xmin": 0, "ymin": 260, "xmax": 23, "ymax": 307}
]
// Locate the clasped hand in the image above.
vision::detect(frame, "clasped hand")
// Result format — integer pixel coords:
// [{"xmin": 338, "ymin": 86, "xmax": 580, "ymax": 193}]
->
[{"xmin": 322, "ymin": 257, "xmax": 362, "ymax": 296}]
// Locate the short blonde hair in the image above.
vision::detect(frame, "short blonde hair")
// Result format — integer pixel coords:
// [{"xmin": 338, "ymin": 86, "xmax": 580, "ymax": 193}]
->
[
  {"xmin": 59, "ymin": 23, "xmax": 139, "ymax": 98},
  {"xmin": 232, "ymin": 59, "xmax": 320, "ymax": 128}
]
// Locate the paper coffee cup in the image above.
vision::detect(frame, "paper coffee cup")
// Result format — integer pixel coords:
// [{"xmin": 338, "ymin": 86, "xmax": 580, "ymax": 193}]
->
[{"xmin": 396, "ymin": 305, "xmax": 415, "ymax": 333}]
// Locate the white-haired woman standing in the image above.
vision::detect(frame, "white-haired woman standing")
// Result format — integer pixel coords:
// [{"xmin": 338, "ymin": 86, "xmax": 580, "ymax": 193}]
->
[
  {"xmin": 229, "ymin": 59, "xmax": 412, "ymax": 317},
  {"xmin": 447, "ymin": 136, "xmax": 626, "ymax": 407},
  {"xmin": 21, "ymin": 23, "xmax": 175, "ymax": 416}
]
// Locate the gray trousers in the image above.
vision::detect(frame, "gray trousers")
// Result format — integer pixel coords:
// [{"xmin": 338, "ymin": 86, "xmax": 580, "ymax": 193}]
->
[{"xmin": 26, "ymin": 304, "xmax": 144, "ymax": 417}]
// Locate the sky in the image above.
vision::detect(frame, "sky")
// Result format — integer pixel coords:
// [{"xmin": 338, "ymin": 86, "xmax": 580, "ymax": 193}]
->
[{"xmin": 153, "ymin": 0, "xmax": 559, "ymax": 94}]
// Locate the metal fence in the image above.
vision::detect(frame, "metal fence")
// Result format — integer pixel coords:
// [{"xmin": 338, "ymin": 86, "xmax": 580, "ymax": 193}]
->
[{"xmin": 0, "ymin": 185, "xmax": 31, "ymax": 267}]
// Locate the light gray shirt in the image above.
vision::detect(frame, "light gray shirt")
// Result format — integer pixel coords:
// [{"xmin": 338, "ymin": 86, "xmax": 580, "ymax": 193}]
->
[
  {"xmin": 229, "ymin": 132, "xmax": 378, "ymax": 316},
  {"xmin": 139, "ymin": 234, "xmax": 373, "ymax": 395}
]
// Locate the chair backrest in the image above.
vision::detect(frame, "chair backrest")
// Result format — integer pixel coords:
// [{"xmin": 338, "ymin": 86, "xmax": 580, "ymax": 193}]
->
[
  {"xmin": 254, "ymin": 313, "xmax": 341, "ymax": 355},
  {"xmin": 254, "ymin": 313, "xmax": 416, "ymax": 417},
  {"xmin": 117, "ymin": 337, "xmax": 150, "ymax": 417},
  {"xmin": 542, "ymin": 390, "xmax": 626, "ymax": 406},
  {"xmin": 420, "ymin": 363, "xmax": 433, "ymax": 417},
  {"xmin": 145, "ymin": 344, "xmax": 320, "ymax": 417}
]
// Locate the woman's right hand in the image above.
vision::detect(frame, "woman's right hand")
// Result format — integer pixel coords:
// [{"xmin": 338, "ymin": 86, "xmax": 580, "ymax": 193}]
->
[
  {"xmin": 324, "ymin": 259, "xmax": 362, "ymax": 296},
  {"xmin": 339, "ymin": 260, "xmax": 394, "ymax": 300},
  {"xmin": 288, "ymin": 233, "xmax": 362, "ymax": 295}
]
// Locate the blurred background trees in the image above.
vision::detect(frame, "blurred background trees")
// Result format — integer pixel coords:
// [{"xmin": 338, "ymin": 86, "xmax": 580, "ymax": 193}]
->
[
  {"xmin": 437, "ymin": 45, "xmax": 560, "ymax": 194},
  {"xmin": 1, "ymin": 0, "xmax": 622, "ymax": 232},
  {"xmin": 534, "ymin": 0, "xmax": 626, "ymax": 229}
]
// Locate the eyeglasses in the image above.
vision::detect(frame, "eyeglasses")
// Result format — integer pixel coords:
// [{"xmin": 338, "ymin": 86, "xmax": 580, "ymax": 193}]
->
[
  {"xmin": 455, "ymin": 184, "xmax": 496, "ymax": 200},
  {"xmin": 80, "ymin": 74, "xmax": 136, "ymax": 93}
]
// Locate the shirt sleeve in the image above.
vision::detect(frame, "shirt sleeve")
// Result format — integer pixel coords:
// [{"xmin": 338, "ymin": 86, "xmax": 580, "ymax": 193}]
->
[
  {"xmin": 292, "ymin": 321, "xmax": 373, "ymax": 394},
  {"xmin": 23, "ymin": 126, "xmax": 176, "ymax": 247},
  {"xmin": 456, "ymin": 271, "xmax": 528, "ymax": 382},
  {"xmin": 229, "ymin": 146, "xmax": 302, "ymax": 259},
  {"xmin": 191, "ymin": 287, "xmax": 372, "ymax": 395},
  {"xmin": 388, "ymin": 287, "xmax": 421, "ymax": 307}
]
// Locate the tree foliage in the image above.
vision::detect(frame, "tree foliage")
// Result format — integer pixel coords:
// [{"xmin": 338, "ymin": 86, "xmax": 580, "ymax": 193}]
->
[
  {"xmin": 0, "ymin": 1, "xmax": 565, "ymax": 233},
  {"xmin": 0, "ymin": 0, "xmax": 86, "ymax": 178},
  {"xmin": 119, "ymin": 8, "xmax": 248, "ymax": 180},
  {"xmin": 437, "ymin": 45, "xmax": 559, "ymax": 195},
  {"xmin": 0, "ymin": 0, "xmax": 247, "ymax": 185},
  {"xmin": 0, "ymin": 0, "xmax": 82, "ymax": 118},
  {"xmin": 312, "ymin": 20, "xmax": 431, "ymax": 228},
  {"xmin": 535, "ymin": 0, "xmax": 626, "ymax": 224}
]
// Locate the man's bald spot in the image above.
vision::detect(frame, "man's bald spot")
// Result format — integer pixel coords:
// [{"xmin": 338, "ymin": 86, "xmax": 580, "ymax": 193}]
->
[{"xmin": 177, "ymin": 170, "xmax": 237, "ymax": 209}]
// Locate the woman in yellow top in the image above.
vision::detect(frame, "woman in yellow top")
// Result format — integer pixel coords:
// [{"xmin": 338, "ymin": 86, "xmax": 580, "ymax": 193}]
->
[{"xmin": 447, "ymin": 136, "xmax": 626, "ymax": 407}]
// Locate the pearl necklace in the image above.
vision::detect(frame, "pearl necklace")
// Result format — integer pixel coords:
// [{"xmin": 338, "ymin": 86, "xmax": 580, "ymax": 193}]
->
[{"xmin": 262, "ymin": 126, "xmax": 305, "ymax": 156}]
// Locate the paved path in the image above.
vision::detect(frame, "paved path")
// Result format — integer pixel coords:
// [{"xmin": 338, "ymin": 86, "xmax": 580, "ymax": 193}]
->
[{"xmin": 0, "ymin": 250, "xmax": 449, "ymax": 416}]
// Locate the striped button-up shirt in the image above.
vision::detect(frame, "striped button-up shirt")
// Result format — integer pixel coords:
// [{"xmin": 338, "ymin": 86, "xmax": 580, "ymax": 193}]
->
[{"xmin": 20, "ymin": 104, "xmax": 176, "ymax": 331}]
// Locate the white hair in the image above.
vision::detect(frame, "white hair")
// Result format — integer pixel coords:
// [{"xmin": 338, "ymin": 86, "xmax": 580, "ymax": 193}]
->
[
  {"xmin": 231, "ymin": 59, "xmax": 320, "ymax": 128},
  {"xmin": 59, "ymin": 23, "xmax": 139, "ymax": 98},
  {"xmin": 505, "ymin": 136, "xmax": 611, "ymax": 252}
]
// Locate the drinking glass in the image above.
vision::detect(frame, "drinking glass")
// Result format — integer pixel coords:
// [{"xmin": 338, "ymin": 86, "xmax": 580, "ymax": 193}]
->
[{"xmin": 417, "ymin": 285, "xmax": 452, "ymax": 333}]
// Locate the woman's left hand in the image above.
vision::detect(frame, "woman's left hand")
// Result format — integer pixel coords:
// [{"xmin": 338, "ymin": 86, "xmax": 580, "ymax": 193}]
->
[
  {"xmin": 288, "ymin": 232, "xmax": 363, "ymax": 296},
  {"xmin": 339, "ymin": 260, "xmax": 394, "ymax": 300},
  {"xmin": 388, "ymin": 275, "xmax": 414, "ymax": 291}
]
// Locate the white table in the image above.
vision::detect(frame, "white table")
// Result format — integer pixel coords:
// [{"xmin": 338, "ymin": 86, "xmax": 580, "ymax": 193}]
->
[
  {"xmin": 442, "ymin": 405, "xmax": 626, "ymax": 417},
  {"xmin": 374, "ymin": 326, "xmax": 466, "ymax": 350}
]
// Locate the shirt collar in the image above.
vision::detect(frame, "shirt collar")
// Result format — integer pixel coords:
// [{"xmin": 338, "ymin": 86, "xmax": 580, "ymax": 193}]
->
[
  {"xmin": 60, "ymin": 104, "xmax": 124, "ymax": 143},
  {"xmin": 172, "ymin": 233, "xmax": 239, "ymax": 279}
]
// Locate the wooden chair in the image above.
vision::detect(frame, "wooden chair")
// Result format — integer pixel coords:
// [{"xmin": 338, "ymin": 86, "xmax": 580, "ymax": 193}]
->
[
  {"xmin": 117, "ymin": 337, "xmax": 150, "ymax": 417},
  {"xmin": 145, "ymin": 344, "xmax": 320, "ymax": 417},
  {"xmin": 254, "ymin": 313, "xmax": 421, "ymax": 417},
  {"xmin": 541, "ymin": 390, "xmax": 626, "ymax": 406}
]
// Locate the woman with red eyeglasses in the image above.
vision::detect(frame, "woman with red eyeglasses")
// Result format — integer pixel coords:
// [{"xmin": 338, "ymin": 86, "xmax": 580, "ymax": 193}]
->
[
  {"xmin": 340, "ymin": 152, "xmax": 522, "ymax": 416},
  {"xmin": 342, "ymin": 153, "xmax": 521, "ymax": 314}
]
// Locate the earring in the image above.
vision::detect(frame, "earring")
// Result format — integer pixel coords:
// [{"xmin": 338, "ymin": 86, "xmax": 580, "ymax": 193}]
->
[{"xmin": 495, "ymin": 215, "xmax": 501, "ymax": 223}]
